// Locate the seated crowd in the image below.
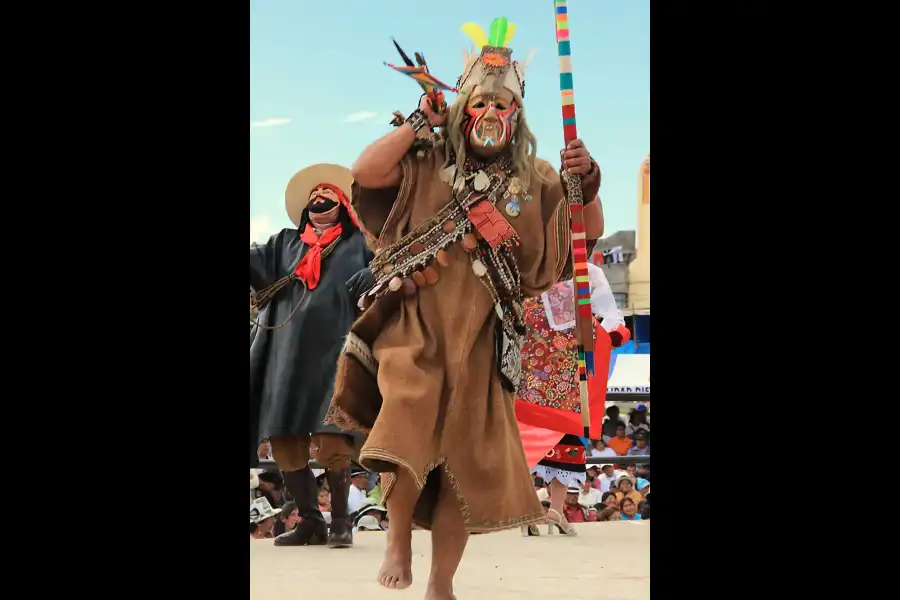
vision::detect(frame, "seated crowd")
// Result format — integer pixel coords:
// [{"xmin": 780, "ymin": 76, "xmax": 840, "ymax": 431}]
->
[
  {"xmin": 533, "ymin": 462, "xmax": 650, "ymax": 524},
  {"xmin": 250, "ymin": 441, "xmax": 389, "ymax": 540},
  {"xmin": 591, "ymin": 404, "xmax": 650, "ymax": 458},
  {"xmin": 250, "ymin": 404, "xmax": 650, "ymax": 538},
  {"xmin": 532, "ymin": 404, "xmax": 651, "ymax": 524}
]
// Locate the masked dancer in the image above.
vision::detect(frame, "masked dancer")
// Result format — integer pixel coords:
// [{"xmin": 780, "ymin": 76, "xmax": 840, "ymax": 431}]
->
[
  {"xmin": 326, "ymin": 18, "xmax": 604, "ymax": 597},
  {"xmin": 250, "ymin": 164, "xmax": 374, "ymax": 549},
  {"xmin": 516, "ymin": 261, "xmax": 630, "ymax": 536}
]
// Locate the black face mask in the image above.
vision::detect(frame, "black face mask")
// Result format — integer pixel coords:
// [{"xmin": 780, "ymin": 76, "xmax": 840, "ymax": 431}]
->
[{"xmin": 307, "ymin": 195, "xmax": 338, "ymax": 214}]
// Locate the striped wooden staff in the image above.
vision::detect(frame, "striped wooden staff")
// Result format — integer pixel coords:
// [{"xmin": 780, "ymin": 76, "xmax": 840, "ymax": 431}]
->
[{"xmin": 554, "ymin": 0, "xmax": 595, "ymax": 438}]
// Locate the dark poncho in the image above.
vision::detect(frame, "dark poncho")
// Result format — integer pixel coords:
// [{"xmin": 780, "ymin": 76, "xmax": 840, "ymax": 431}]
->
[{"xmin": 249, "ymin": 225, "xmax": 372, "ymax": 467}]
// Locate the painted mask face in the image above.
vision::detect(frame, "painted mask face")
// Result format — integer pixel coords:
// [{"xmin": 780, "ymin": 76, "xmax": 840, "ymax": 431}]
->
[
  {"xmin": 307, "ymin": 186, "xmax": 340, "ymax": 214},
  {"xmin": 464, "ymin": 87, "xmax": 518, "ymax": 158}
]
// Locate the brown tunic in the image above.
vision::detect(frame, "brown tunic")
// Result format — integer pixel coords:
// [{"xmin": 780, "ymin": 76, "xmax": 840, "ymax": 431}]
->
[{"xmin": 327, "ymin": 147, "xmax": 572, "ymax": 533}]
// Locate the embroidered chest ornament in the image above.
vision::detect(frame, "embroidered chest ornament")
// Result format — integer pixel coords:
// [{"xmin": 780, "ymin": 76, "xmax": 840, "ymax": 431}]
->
[{"xmin": 363, "ymin": 17, "xmax": 535, "ymax": 311}]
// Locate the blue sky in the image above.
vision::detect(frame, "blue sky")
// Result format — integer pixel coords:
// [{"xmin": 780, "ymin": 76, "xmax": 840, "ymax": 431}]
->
[{"xmin": 250, "ymin": 0, "xmax": 649, "ymax": 243}]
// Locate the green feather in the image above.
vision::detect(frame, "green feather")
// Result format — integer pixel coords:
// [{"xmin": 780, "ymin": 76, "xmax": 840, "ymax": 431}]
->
[{"xmin": 487, "ymin": 17, "xmax": 508, "ymax": 47}]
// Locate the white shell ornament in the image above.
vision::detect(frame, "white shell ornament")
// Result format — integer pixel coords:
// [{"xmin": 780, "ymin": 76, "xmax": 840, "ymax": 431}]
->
[
  {"xmin": 473, "ymin": 170, "xmax": 490, "ymax": 192},
  {"xmin": 472, "ymin": 259, "xmax": 487, "ymax": 277},
  {"xmin": 439, "ymin": 165, "xmax": 457, "ymax": 184},
  {"xmin": 452, "ymin": 176, "xmax": 466, "ymax": 197}
]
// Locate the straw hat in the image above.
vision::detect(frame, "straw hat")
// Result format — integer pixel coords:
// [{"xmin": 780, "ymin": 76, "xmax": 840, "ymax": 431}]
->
[
  {"xmin": 284, "ymin": 163, "xmax": 353, "ymax": 227},
  {"xmin": 616, "ymin": 474, "xmax": 636, "ymax": 487}
]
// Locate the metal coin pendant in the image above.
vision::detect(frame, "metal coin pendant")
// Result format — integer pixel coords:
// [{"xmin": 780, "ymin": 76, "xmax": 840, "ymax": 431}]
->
[
  {"xmin": 505, "ymin": 200, "xmax": 521, "ymax": 217},
  {"xmin": 473, "ymin": 170, "xmax": 490, "ymax": 192}
]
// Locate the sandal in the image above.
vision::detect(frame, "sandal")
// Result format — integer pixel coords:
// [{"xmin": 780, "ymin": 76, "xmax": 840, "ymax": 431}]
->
[{"xmin": 546, "ymin": 508, "xmax": 577, "ymax": 536}]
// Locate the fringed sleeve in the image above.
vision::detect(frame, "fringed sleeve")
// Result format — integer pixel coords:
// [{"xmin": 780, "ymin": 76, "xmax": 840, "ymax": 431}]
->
[{"xmin": 351, "ymin": 150, "xmax": 440, "ymax": 247}]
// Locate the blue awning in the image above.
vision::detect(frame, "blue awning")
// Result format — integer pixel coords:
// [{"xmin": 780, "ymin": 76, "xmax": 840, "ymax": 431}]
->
[{"xmin": 610, "ymin": 340, "xmax": 650, "ymax": 357}]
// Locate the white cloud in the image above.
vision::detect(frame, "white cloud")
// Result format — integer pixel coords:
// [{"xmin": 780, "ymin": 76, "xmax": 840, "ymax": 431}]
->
[
  {"xmin": 250, "ymin": 216, "xmax": 275, "ymax": 245},
  {"xmin": 250, "ymin": 117, "xmax": 291, "ymax": 128},
  {"xmin": 343, "ymin": 110, "xmax": 378, "ymax": 123}
]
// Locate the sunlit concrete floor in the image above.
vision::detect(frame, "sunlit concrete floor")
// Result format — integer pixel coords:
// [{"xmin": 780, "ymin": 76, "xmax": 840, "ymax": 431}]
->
[{"xmin": 251, "ymin": 521, "xmax": 649, "ymax": 600}]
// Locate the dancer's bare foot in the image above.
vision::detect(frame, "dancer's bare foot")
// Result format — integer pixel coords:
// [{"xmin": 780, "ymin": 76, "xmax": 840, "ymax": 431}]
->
[
  {"xmin": 423, "ymin": 586, "xmax": 455, "ymax": 600},
  {"xmin": 378, "ymin": 545, "xmax": 413, "ymax": 590}
]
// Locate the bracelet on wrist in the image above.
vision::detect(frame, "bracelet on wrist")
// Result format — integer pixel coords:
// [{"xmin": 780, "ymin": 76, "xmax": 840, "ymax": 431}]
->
[{"xmin": 405, "ymin": 109, "xmax": 430, "ymax": 133}]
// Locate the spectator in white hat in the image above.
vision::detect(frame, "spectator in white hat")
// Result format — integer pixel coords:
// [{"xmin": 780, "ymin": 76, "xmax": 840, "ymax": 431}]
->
[
  {"xmin": 249, "ymin": 497, "xmax": 282, "ymax": 540},
  {"xmin": 562, "ymin": 483, "xmax": 596, "ymax": 524},
  {"xmin": 353, "ymin": 503, "xmax": 388, "ymax": 532}
]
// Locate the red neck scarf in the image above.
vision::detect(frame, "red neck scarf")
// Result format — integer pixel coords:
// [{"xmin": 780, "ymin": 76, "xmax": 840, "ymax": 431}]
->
[{"xmin": 294, "ymin": 223, "xmax": 343, "ymax": 290}]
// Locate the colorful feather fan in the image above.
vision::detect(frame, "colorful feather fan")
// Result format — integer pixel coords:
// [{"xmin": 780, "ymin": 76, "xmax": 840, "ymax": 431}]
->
[{"xmin": 384, "ymin": 38, "xmax": 457, "ymax": 112}]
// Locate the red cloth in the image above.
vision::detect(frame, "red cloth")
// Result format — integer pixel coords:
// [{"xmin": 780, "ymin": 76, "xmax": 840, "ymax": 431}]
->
[
  {"xmin": 609, "ymin": 323, "xmax": 631, "ymax": 348},
  {"xmin": 563, "ymin": 504, "xmax": 587, "ymax": 523},
  {"xmin": 466, "ymin": 199, "xmax": 518, "ymax": 249},
  {"xmin": 517, "ymin": 422, "xmax": 566, "ymax": 471},
  {"xmin": 294, "ymin": 223, "xmax": 343, "ymax": 290},
  {"xmin": 314, "ymin": 183, "xmax": 361, "ymax": 229},
  {"xmin": 308, "ymin": 181, "xmax": 379, "ymax": 245},
  {"xmin": 515, "ymin": 317, "xmax": 611, "ymax": 440}
]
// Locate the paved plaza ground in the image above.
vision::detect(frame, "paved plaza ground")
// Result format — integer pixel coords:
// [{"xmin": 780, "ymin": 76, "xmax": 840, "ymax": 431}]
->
[{"xmin": 251, "ymin": 521, "xmax": 649, "ymax": 600}]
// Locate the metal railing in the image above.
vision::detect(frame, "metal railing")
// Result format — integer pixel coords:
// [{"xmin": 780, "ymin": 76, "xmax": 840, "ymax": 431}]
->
[{"xmin": 254, "ymin": 454, "xmax": 650, "ymax": 471}]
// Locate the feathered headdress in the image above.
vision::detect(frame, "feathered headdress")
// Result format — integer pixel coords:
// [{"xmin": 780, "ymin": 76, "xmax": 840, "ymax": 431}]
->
[{"xmin": 457, "ymin": 17, "xmax": 535, "ymax": 99}]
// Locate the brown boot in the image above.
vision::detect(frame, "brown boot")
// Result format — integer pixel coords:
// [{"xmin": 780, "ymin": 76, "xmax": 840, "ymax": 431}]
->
[
  {"xmin": 274, "ymin": 466, "xmax": 327, "ymax": 546},
  {"xmin": 326, "ymin": 468, "xmax": 353, "ymax": 548}
]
